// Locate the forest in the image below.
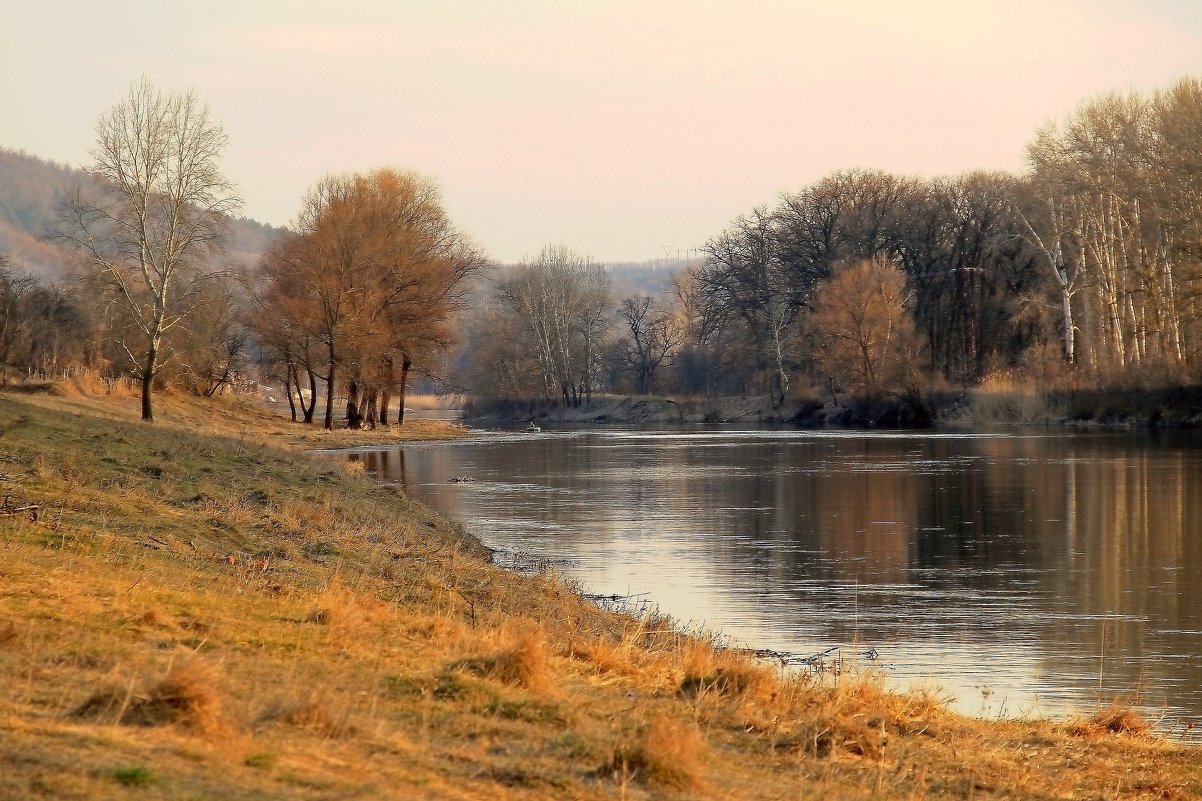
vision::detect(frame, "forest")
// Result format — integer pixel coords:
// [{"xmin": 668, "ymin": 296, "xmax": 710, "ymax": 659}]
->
[{"xmin": 3, "ymin": 74, "xmax": 1201, "ymax": 426}]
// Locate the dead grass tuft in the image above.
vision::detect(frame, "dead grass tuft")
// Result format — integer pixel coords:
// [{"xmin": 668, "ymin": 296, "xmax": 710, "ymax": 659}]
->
[
  {"xmin": 74, "ymin": 659, "xmax": 225, "ymax": 734},
  {"xmin": 680, "ymin": 663, "xmax": 773, "ymax": 699},
  {"xmin": 603, "ymin": 715, "xmax": 706, "ymax": 790},
  {"xmin": 494, "ymin": 627, "xmax": 556, "ymax": 694},
  {"xmin": 451, "ymin": 625, "xmax": 556, "ymax": 695},
  {"xmin": 678, "ymin": 643, "xmax": 776, "ymax": 701},
  {"xmin": 256, "ymin": 697, "xmax": 358, "ymax": 738},
  {"xmin": 782, "ymin": 715, "xmax": 888, "ymax": 759},
  {"xmin": 767, "ymin": 673, "xmax": 944, "ymax": 759},
  {"xmin": 0, "ymin": 620, "xmax": 18, "ymax": 646},
  {"xmin": 304, "ymin": 607, "xmax": 336, "ymax": 625},
  {"xmin": 138, "ymin": 608, "xmax": 173, "ymax": 628},
  {"xmin": 303, "ymin": 581, "xmax": 391, "ymax": 630},
  {"xmin": 1068, "ymin": 703, "xmax": 1153, "ymax": 737},
  {"xmin": 571, "ymin": 635, "xmax": 639, "ymax": 677}
]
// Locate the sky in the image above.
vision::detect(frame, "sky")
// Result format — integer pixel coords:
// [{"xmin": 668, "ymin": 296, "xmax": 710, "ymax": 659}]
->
[{"xmin": 4, "ymin": 0, "xmax": 1202, "ymax": 263}]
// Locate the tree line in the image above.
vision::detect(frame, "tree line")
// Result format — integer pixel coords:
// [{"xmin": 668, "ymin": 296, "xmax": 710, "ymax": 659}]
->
[
  {"xmin": 458, "ymin": 76, "xmax": 1202, "ymax": 411},
  {"xmin": 0, "ymin": 80, "xmax": 479, "ymax": 427},
  {"xmin": 3, "ymin": 75, "xmax": 1200, "ymax": 424}
]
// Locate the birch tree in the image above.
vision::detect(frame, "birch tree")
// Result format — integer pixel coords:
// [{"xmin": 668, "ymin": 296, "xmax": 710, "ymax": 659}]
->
[
  {"xmin": 59, "ymin": 78, "xmax": 240, "ymax": 421},
  {"xmin": 496, "ymin": 245, "xmax": 611, "ymax": 406}
]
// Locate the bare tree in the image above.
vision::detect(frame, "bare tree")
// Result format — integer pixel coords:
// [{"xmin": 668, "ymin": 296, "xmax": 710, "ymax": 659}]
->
[
  {"xmin": 616, "ymin": 295, "xmax": 684, "ymax": 394},
  {"xmin": 1009, "ymin": 170, "xmax": 1082, "ymax": 367},
  {"xmin": 176, "ymin": 279, "xmax": 249, "ymax": 397},
  {"xmin": 692, "ymin": 209, "xmax": 803, "ymax": 408},
  {"xmin": 0, "ymin": 258, "xmax": 34, "ymax": 373},
  {"xmin": 58, "ymin": 78, "xmax": 240, "ymax": 421},
  {"xmin": 495, "ymin": 245, "xmax": 612, "ymax": 407}
]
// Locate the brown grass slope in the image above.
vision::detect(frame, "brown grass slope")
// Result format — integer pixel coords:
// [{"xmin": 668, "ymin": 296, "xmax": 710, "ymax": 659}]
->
[{"xmin": 0, "ymin": 388, "xmax": 1198, "ymax": 800}]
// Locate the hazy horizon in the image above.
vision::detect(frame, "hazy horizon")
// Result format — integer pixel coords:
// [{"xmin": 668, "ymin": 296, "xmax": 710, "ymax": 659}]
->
[{"xmin": 5, "ymin": 0, "xmax": 1202, "ymax": 263}]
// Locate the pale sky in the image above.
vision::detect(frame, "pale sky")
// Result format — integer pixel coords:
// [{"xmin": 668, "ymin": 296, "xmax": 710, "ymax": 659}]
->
[{"xmin": 4, "ymin": 1, "xmax": 1202, "ymax": 263}]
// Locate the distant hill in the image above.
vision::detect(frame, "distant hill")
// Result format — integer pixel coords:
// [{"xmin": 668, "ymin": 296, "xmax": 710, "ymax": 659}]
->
[
  {"xmin": 480, "ymin": 258, "xmax": 697, "ymax": 301},
  {"xmin": 0, "ymin": 147, "xmax": 284, "ymax": 279},
  {"xmin": 604, "ymin": 259, "xmax": 699, "ymax": 298}
]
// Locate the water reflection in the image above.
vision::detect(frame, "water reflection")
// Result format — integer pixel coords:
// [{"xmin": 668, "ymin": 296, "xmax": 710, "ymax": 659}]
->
[{"xmin": 349, "ymin": 429, "xmax": 1202, "ymax": 734}]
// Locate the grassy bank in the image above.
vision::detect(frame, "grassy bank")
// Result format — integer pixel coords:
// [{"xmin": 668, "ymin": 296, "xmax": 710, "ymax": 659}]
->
[{"xmin": 1, "ymin": 388, "xmax": 1198, "ymax": 799}]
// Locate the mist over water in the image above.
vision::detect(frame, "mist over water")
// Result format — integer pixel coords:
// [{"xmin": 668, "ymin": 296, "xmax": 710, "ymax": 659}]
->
[{"xmin": 349, "ymin": 427, "xmax": 1202, "ymax": 737}]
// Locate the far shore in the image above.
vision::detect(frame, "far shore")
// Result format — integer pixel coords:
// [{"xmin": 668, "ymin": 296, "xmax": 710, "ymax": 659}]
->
[{"xmin": 465, "ymin": 384, "xmax": 1202, "ymax": 430}]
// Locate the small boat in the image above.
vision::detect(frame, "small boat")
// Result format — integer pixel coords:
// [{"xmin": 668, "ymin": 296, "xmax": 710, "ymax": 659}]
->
[{"xmin": 526, "ymin": 421, "xmax": 541, "ymax": 432}]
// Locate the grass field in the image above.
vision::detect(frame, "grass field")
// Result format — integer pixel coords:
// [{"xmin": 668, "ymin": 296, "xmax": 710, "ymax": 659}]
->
[{"xmin": 0, "ymin": 385, "xmax": 1198, "ymax": 799}]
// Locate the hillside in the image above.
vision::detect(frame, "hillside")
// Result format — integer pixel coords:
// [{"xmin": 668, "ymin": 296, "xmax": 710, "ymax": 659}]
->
[
  {"xmin": 0, "ymin": 147, "xmax": 284, "ymax": 279},
  {"xmin": 0, "ymin": 385, "xmax": 1198, "ymax": 799}
]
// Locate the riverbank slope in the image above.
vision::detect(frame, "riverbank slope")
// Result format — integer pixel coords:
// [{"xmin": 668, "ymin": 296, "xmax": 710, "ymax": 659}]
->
[{"xmin": 1, "ymin": 387, "xmax": 1198, "ymax": 799}]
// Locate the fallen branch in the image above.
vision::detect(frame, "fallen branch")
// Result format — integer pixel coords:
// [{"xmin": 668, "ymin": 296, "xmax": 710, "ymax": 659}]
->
[
  {"xmin": 1, "ymin": 494, "xmax": 39, "ymax": 522},
  {"xmin": 582, "ymin": 592, "xmax": 650, "ymax": 603},
  {"xmin": 741, "ymin": 645, "xmax": 879, "ymax": 668}
]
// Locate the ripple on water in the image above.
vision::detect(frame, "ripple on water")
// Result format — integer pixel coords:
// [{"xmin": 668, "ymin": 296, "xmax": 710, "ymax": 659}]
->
[{"xmin": 356, "ymin": 425, "xmax": 1202, "ymax": 734}]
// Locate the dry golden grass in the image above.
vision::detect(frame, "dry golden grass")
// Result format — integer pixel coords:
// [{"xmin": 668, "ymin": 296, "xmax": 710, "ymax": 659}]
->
[
  {"xmin": 255, "ymin": 696, "xmax": 359, "ymax": 738},
  {"xmin": 953, "ymin": 371, "xmax": 1065, "ymax": 426},
  {"xmin": 474, "ymin": 625, "xmax": 557, "ymax": 695},
  {"xmin": 1068, "ymin": 702, "xmax": 1154, "ymax": 737},
  {"xmin": 604, "ymin": 715, "xmax": 707, "ymax": 790},
  {"xmin": 75, "ymin": 658, "xmax": 226, "ymax": 733},
  {"xmin": 0, "ymin": 385, "xmax": 1198, "ymax": 800},
  {"xmin": 405, "ymin": 392, "xmax": 466, "ymax": 410}
]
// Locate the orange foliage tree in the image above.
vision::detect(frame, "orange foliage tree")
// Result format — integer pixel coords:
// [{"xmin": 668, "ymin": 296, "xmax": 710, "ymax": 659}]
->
[
  {"xmin": 808, "ymin": 255, "xmax": 925, "ymax": 398},
  {"xmin": 254, "ymin": 169, "xmax": 482, "ymax": 429}
]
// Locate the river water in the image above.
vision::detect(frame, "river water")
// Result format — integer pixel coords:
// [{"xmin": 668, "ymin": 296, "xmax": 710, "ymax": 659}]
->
[{"xmin": 348, "ymin": 427, "xmax": 1202, "ymax": 736}]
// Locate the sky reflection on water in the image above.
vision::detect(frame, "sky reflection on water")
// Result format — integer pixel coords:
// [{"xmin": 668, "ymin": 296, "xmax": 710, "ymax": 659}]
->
[{"xmin": 349, "ymin": 427, "xmax": 1202, "ymax": 737}]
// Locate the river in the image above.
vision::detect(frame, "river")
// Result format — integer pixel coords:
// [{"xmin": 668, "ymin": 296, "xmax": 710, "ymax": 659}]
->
[{"xmin": 348, "ymin": 426, "xmax": 1202, "ymax": 737}]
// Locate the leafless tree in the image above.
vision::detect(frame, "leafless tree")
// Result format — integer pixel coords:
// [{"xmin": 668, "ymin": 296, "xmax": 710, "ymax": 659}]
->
[
  {"xmin": 495, "ymin": 245, "xmax": 612, "ymax": 407},
  {"xmin": 692, "ymin": 209, "xmax": 803, "ymax": 408},
  {"xmin": 616, "ymin": 295, "xmax": 684, "ymax": 394},
  {"xmin": 58, "ymin": 78, "xmax": 240, "ymax": 421}
]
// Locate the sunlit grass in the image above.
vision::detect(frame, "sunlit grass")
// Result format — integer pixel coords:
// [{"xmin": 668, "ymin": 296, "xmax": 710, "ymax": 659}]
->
[
  {"xmin": 0, "ymin": 386, "xmax": 1197, "ymax": 799},
  {"xmin": 405, "ymin": 392, "xmax": 465, "ymax": 410}
]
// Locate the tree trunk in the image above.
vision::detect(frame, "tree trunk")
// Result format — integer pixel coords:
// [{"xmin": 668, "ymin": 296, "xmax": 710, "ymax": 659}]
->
[
  {"xmin": 323, "ymin": 360, "xmax": 336, "ymax": 430},
  {"xmin": 347, "ymin": 380, "xmax": 362, "ymax": 429},
  {"xmin": 396, "ymin": 355, "xmax": 412, "ymax": 425},
  {"xmin": 141, "ymin": 344, "xmax": 157, "ymax": 422},
  {"xmin": 1062, "ymin": 287, "xmax": 1076, "ymax": 366},
  {"xmin": 304, "ymin": 368, "xmax": 317, "ymax": 424},
  {"xmin": 368, "ymin": 386, "xmax": 379, "ymax": 429},
  {"xmin": 379, "ymin": 389, "xmax": 392, "ymax": 426},
  {"xmin": 379, "ymin": 355, "xmax": 394, "ymax": 425},
  {"xmin": 284, "ymin": 376, "xmax": 297, "ymax": 422},
  {"xmin": 359, "ymin": 386, "xmax": 376, "ymax": 430}
]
